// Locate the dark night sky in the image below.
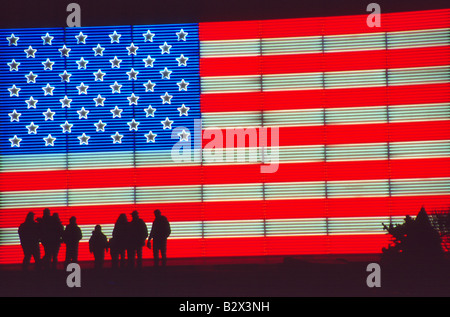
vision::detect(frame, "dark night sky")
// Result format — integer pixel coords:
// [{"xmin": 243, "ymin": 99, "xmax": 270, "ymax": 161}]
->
[{"xmin": 0, "ymin": 0, "xmax": 448, "ymax": 28}]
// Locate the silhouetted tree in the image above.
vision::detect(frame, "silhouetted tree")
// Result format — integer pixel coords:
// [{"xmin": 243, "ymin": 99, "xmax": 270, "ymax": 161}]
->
[
  {"xmin": 381, "ymin": 207, "xmax": 443, "ymax": 266},
  {"xmin": 429, "ymin": 207, "xmax": 450, "ymax": 253}
]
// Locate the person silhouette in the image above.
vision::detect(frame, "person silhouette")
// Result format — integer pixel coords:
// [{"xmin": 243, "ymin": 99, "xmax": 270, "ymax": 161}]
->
[
  {"xmin": 39, "ymin": 208, "xmax": 53, "ymax": 269},
  {"xmin": 47, "ymin": 213, "xmax": 64, "ymax": 270},
  {"xmin": 127, "ymin": 210, "xmax": 148, "ymax": 269},
  {"xmin": 63, "ymin": 216, "xmax": 83, "ymax": 268},
  {"xmin": 110, "ymin": 213, "xmax": 128, "ymax": 269},
  {"xmin": 89, "ymin": 225, "xmax": 108, "ymax": 270},
  {"xmin": 147, "ymin": 209, "xmax": 171, "ymax": 267},
  {"xmin": 18, "ymin": 212, "xmax": 41, "ymax": 271}
]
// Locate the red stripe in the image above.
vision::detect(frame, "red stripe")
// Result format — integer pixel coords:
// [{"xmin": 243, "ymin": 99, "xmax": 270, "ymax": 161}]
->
[
  {"xmin": 199, "ymin": 9, "xmax": 450, "ymax": 41},
  {"xmin": 2, "ymin": 158, "xmax": 448, "ymax": 194},
  {"xmin": 201, "ymin": 47, "xmax": 450, "ymax": 77}
]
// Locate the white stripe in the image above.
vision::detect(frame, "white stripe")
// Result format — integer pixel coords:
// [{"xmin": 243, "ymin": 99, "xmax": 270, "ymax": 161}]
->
[
  {"xmin": 326, "ymin": 143, "xmax": 388, "ymax": 161},
  {"xmin": 1, "ymin": 216, "xmax": 406, "ymax": 246},
  {"xmin": 327, "ymin": 180, "xmax": 390, "ymax": 197},
  {"xmin": 262, "ymin": 36, "xmax": 322, "ymax": 55},
  {"xmin": 262, "ymin": 72, "xmax": 323, "ymax": 91},
  {"xmin": 200, "ymin": 39, "xmax": 260, "ymax": 58},
  {"xmin": 389, "ymin": 102, "xmax": 450, "ymax": 122},
  {"xmin": 201, "ymin": 75, "xmax": 260, "ymax": 93},
  {"xmin": 136, "ymin": 185, "xmax": 202, "ymax": 203},
  {"xmin": 324, "ymin": 69, "xmax": 387, "ymax": 88},
  {"xmin": 388, "ymin": 65, "xmax": 450, "ymax": 86},
  {"xmin": 324, "ymin": 32, "xmax": 386, "ymax": 52},
  {"xmin": 390, "ymin": 140, "xmax": 450, "ymax": 159},
  {"xmin": 387, "ymin": 28, "xmax": 450, "ymax": 49}
]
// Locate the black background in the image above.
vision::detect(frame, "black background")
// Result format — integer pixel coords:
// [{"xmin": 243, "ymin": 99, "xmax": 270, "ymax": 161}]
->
[{"xmin": 0, "ymin": 0, "xmax": 448, "ymax": 28}]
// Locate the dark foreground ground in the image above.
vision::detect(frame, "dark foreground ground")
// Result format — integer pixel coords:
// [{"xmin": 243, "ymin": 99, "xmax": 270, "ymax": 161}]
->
[{"xmin": 1, "ymin": 256, "xmax": 449, "ymax": 299}]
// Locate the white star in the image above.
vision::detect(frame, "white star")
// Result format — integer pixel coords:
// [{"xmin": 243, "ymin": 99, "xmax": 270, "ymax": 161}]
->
[
  {"xmin": 161, "ymin": 117, "xmax": 173, "ymax": 129},
  {"xmin": 42, "ymin": 83, "xmax": 55, "ymax": 95},
  {"xmin": 78, "ymin": 133, "xmax": 90, "ymax": 145},
  {"xmin": 43, "ymin": 134, "xmax": 56, "ymax": 146},
  {"xmin": 42, "ymin": 58, "xmax": 54, "ymax": 70},
  {"xmin": 143, "ymin": 80, "xmax": 156, "ymax": 92},
  {"xmin": 43, "ymin": 108, "xmax": 56, "ymax": 121},
  {"xmin": 127, "ymin": 93, "xmax": 139, "ymax": 105},
  {"xmin": 24, "ymin": 46, "xmax": 37, "ymax": 58},
  {"xmin": 127, "ymin": 119, "xmax": 140, "ymax": 131},
  {"xmin": 59, "ymin": 45, "xmax": 71, "ymax": 57},
  {"xmin": 25, "ymin": 71, "xmax": 37, "ymax": 83},
  {"xmin": 160, "ymin": 67, "xmax": 172, "ymax": 79},
  {"xmin": 110, "ymin": 81, "xmax": 122, "ymax": 93},
  {"xmin": 76, "ymin": 82, "xmax": 89, "ymax": 94},
  {"xmin": 93, "ymin": 69, "xmax": 106, "ymax": 81},
  {"xmin": 177, "ymin": 104, "xmax": 190, "ymax": 116},
  {"xmin": 111, "ymin": 132, "xmax": 124, "ymax": 144},
  {"xmin": 144, "ymin": 105, "xmax": 156, "ymax": 117},
  {"xmin": 110, "ymin": 106, "xmax": 123, "ymax": 118},
  {"xmin": 145, "ymin": 131, "xmax": 157, "ymax": 143},
  {"xmin": 176, "ymin": 29, "xmax": 188, "ymax": 41},
  {"xmin": 41, "ymin": 32, "xmax": 54, "ymax": 45},
  {"xmin": 8, "ymin": 59, "xmax": 20, "ymax": 71},
  {"xmin": 126, "ymin": 68, "xmax": 139, "ymax": 80},
  {"xmin": 59, "ymin": 96, "xmax": 72, "ymax": 108},
  {"xmin": 8, "ymin": 109, "xmax": 21, "ymax": 122},
  {"xmin": 109, "ymin": 31, "xmax": 121, "ymax": 43},
  {"xmin": 178, "ymin": 129, "xmax": 190, "ymax": 141},
  {"xmin": 75, "ymin": 32, "xmax": 88, "ymax": 44},
  {"xmin": 26, "ymin": 122, "xmax": 39, "ymax": 134},
  {"xmin": 9, "ymin": 135, "xmax": 22, "ymax": 147},
  {"xmin": 93, "ymin": 44, "xmax": 105, "ymax": 56},
  {"xmin": 77, "ymin": 107, "xmax": 89, "ymax": 119},
  {"xmin": 143, "ymin": 55, "xmax": 155, "ymax": 67},
  {"xmin": 60, "ymin": 121, "xmax": 73, "ymax": 133},
  {"xmin": 176, "ymin": 54, "xmax": 188, "ymax": 66},
  {"xmin": 160, "ymin": 92, "xmax": 173, "ymax": 104},
  {"xmin": 177, "ymin": 79, "xmax": 189, "ymax": 91},
  {"xmin": 25, "ymin": 96, "xmax": 38, "ymax": 109},
  {"xmin": 94, "ymin": 120, "xmax": 107, "ymax": 132},
  {"xmin": 143, "ymin": 30, "xmax": 155, "ymax": 42},
  {"xmin": 76, "ymin": 57, "xmax": 88, "ymax": 69},
  {"xmin": 126, "ymin": 43, "xmax": 139, "ymax": 55},
  {"xmin": 7, "ymin": 34, "xmax": 19, "ymax": 46},
  {"xmin": 59, "ymin": 70, "xmax": 72, "ymax": 82},
  {"xmin": 159, "ymin": 42, "xmax": 172, "ymax": 54},
  {"xmin": 93, "ymin": 94, "xmax": 106, "ymax": 107},
  {"xmin": 8, "ymin": 84, "xmax": 21, "ymax": 96},
  {"xmin": 110, "ymin": 56, "xmax": 122, "ymax": 68}
]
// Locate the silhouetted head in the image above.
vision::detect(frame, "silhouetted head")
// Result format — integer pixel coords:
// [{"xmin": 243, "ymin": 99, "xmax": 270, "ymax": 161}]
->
[
  {"xmin": 154, "ymin": 209, "xmax": 161, "ymax": 217},
  {"xmin": 131, "ymin": 210, "xmax": 139, "ymax": 219},
  {"xmin": 43, "ymin": 208, "xmax": 50, "ymax": 218},
  {"xmin": 25, "ymin": 212, "xmax": 35, "ymax": 223},
  {"xmin": 69, "ymin": 216, "xmax": 77, "ymax": 225},
  {"xmin": 94, "ymin": 224, "xmax": 102, "ymax": 232},
  {"xmin": 117, "ymin": 213, "xmax": 127, "ymax": 223}
]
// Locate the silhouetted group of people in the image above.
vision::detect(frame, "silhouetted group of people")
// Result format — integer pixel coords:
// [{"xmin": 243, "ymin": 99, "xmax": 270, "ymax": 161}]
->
[{"xmin": 18, "ymin": 208, "xmax": 171, "ymax": 271}]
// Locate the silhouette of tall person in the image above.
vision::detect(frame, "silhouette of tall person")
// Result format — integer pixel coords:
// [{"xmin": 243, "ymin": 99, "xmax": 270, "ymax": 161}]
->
[
  {"xmin": 48, "ymin": 213, "xmax": 64, "ymax": 270},
  {"xmin": 18, "ymin": 212, "xmax": 41, "ymax": 271},
  {"xmin": 63, "ymin": 216, "xmax": 82, "ymax": 268},
  {"xmin": 110, "ymin": 213, "xmax": 128, "ymax": 269},
  {"xmin": 89, "ymin": 225, "xmax": 108, "ymax": 269},
  {"xmin": 147, "ymin": 209, "xmax": 171, "ymax": 267},
  {"xmin": 127, "ymin": 210, "xmax": 148, "ymax": 269}
]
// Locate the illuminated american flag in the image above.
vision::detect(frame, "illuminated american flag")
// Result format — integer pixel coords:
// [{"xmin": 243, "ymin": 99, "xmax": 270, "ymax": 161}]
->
[{"xmin": 0, "ymin": 9, "xmax": 449, "ymax": 264}]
